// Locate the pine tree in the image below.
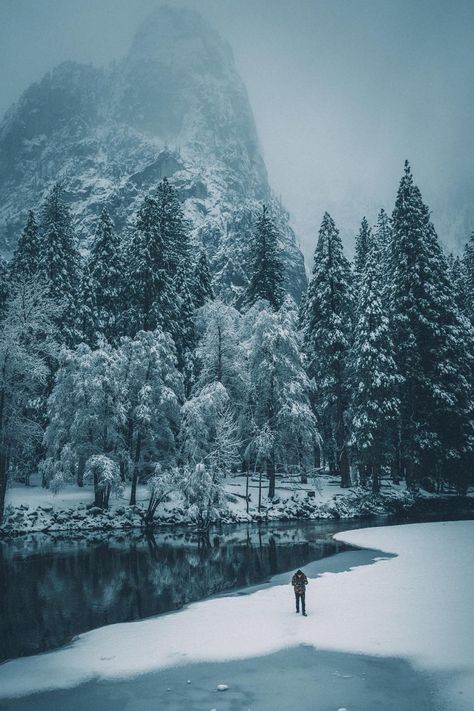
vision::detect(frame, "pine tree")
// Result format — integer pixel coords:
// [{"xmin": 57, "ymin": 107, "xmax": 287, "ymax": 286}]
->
[
  {"xmin": 174, "ymin": 263, "xmax": 197, "ymax": 396},
  {"xmin": 463, "ymin": 230, "xmax": 474, "ymax": 323},
  {"xmin": 373, "ymin": 209, "xmax": 392, "ymax": 299},
  {"xmin": 88, "ymin": 208, "xmax": 123, "ymax": 344},
  {"xmin": 10, "ymin": 210, "xmax": 42, "ymax": 283},
  {"xmin": 300, "ymin": 212, "xmax": 353, "ymax": 487},
  {"xmin": 125, "ymin": 180, "xmax": 189, "ymax": 344},
  {"xmin": 354, "ymin": 216, "xmax": 372, "ymax": 286},
  {"xmin": 125, "ymin": 194, "xmax": 177, "ymax": 334},
  {"xmin": 0, "ymin": 258, "xmax": 9, "ymax": 320},
  {"xmin": 77, "ymin": 259, "xmax": 99, "ymax": 347},
  {"xmin": 39, "ymin": 184, "xmax": 81, "ymax": 345},
  {"xmin": 246, "ymin": 205, "xmax": 285, "ymax": 310},
  {"xmin": 0, "ymin": 282, "xmax": 60, "ymax": 522},
  {"xmin": 447, "ymin": 254, "xmax": 468, "ymax": 315},
  {"xmin": 350, "ymin": 236, "xmax": 400, "ymax": 492},
  {"xmin": 390, "ymin": 162, "xmax": 474, "ymax": 490},
  {"xmin": 192, "ymin": 250, "xmax": 214, "ymax": 307},
  {"xmin": 156, "ymin": 177, "xmax": 190, "ymax": 274}
]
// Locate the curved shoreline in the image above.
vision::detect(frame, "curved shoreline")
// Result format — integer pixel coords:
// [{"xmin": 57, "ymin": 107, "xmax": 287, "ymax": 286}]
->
[{"xmin": 1, "ymin": 521, "xmax": 472, "ymax": 710}]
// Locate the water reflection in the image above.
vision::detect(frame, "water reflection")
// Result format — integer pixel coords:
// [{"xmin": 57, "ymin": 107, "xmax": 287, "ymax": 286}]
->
[{"xmin": 0, "ymin": 521, "xmax": 357, "ymax": 662}]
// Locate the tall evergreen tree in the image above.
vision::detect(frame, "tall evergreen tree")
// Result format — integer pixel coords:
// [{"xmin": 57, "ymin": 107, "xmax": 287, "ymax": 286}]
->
[
  {"xmin": 88, "ymin": 208, "xmax": 123, "ymax": 344},
  {"xmin": 156, "ymin": 177, "xmax": 190, "ymax": 274},
  {"xmin": 174, "ymin": 263, "xmax": 197, "ymax": 396},
  {"xmin": 125, "ymin": 194, "xmax": 177, "ymax": 335},
  {"xmin": 354, "ymin": 216, "xmax": 372, "ymax": 286},
  {"xmin": 463, "ymin": 230, "xmax": 474, "ymax": 323},
  {"xmin": 10, "ymin": 211, "xmax": 42, "ymax": 283},
  {"xmin": 0, "ymin": 258, "xmax": 9, "ymax": 320},
  {"xmin": 192, "ymin": 250, "xmax": 214, "ymax": 307},
  {"xmin": 77, "ymin": 259, "xmax": 99, "ymax": 347},
  {"xmin": 39, "ymin": 183, "xmax": 80, "ymax": 345},
  {"xmin": 300, "ymin": 212, "xmax": 353, "ymax": 487},
  {"xmin": 390, "ymin": 162, "xmax": 474, "ymax": 490},
  {"xmin": 246, "ymin": 205, "xmax": 285, "ymax": 310},
  {"xmin": 447, "ymin": 254, "xmax": 468, "ymax": 315},
  {"xmin": 125, "ymin": 180, "xmax": 190, "ymax": 344},
  {"xmin": 350, "ymin": 237, "xmax": 400, "ymax": 492}
]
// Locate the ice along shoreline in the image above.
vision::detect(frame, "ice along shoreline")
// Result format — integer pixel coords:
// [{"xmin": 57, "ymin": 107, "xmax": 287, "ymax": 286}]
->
[{"xmin": 0, "ymin": 521, "xmax": 472, "ymax": 711}]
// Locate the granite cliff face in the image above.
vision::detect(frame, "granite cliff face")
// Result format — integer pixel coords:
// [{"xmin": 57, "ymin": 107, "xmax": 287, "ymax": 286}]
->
[{"xmin": 0, "ymin": 6, "xmax": 306, "ymax": 301}]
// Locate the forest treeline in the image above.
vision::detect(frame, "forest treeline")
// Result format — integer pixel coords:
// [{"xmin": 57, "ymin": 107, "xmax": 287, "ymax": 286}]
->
[{"xmin": 0, "ymin": 163, "xmax": 473, "ymax": 524}]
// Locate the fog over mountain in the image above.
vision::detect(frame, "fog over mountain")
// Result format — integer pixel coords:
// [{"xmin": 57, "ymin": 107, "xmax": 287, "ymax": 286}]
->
[
  {"xmin": 0, "ymin": 5, "xmax": 306, "ymax": 300},
  {"xmin": 0, "ymin": 0, "xmax": 473, "ymax": 264}
]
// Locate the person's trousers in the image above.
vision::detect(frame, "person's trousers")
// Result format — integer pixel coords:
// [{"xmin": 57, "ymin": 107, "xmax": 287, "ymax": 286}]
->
[{"xmin": 295, "ymin": 591, "xmax": 306, "ymax": 614}]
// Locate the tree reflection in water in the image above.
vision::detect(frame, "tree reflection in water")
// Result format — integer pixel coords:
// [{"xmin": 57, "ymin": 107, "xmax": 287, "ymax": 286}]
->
[{"xmin": 0, "ymin": 521, "xmax": 353, "ymax": 662}]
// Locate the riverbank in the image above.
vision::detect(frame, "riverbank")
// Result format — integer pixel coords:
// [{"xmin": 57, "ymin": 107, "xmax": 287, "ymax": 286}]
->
[
  {"xmin": 2, "ymin": 472, "xmax": 472, "ymax": 536},
  {"xmin": 0, "ymin": 521, "xmax": 472, "ymax": 710}
]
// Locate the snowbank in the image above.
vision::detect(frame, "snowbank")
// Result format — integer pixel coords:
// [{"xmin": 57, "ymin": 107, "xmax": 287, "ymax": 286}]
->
[
  {"xmin": 2, "ymin": 473, "xmax": 422, "ymax": 534},
  {"xmin": 0, "ymin": 521, "xmax": 472, "ymax": 709}
]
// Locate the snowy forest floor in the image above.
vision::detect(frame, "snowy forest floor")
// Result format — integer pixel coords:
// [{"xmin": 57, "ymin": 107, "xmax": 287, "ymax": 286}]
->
[
  {"xmin": 0, "ymin": 521, "xmax": 472, "ymax": 710},
  {"xmin": 2, "ymin": 472, "xmax": 473, "ymax": 535}
]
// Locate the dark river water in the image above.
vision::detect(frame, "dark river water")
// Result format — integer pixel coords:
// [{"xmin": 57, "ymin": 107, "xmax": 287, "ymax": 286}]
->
[
  {"xmin": 3, "ymin": 505, "xmax": 471, "ymax": 665},
  {"xmin": 0, "ymin": 519, "xmax": 375, "ymax": 663}
]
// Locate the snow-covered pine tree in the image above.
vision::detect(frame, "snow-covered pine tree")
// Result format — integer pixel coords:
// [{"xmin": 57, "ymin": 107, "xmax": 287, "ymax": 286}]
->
[
  {"xmin": 354, "ymin": 216, "xmax": 372, "ymax": 287},
  {"xmin": 463, "ymin": 230, "xmax": 474, "ymax": 323},
  {"xmin": 173, "ymin": 262, "xmax": 197, "ymax": 397},
  {"xmin": 390, "ymin": 162, "xmax": 474, "ymax": 490},
  {"xmin": 373, "ymin": 209, "xmax": 392, "ymax": 306},
  {"xmin": 245, "ymin": 205, "xmax": 285, "ymax": 310},
  {"xmin": 125, "ymin": 194, "xmax": 177, "ymax": 335},
  {"xmin": 155, "ymin": 177, "xmax": 190, "ymax": 274},
  {"xmin": 0, "ymin": 282, "xmax": 60, "ymax": 522},
  {"xmin": 300, "ymin": 212, "xmax": 353, "ymax": 487},
  {"xmin": 77, "ymin": 259, "xmax": 99, "ymax": 347},
  {"xmin": 39, "ymin": 183, "xmax": 81, "ymax": 346},
  {"xmin": 88, "ymin": 208, "xmax": 123, "ymax": 344},
  {"xmin": 349, "ymin": 236, "xmax": 400, "ymax": 492},
  {"xmin": 10, "ymin": 210, "xmax": 42, "ymax": 283},
  {"xmin": 0, "ymin": 257, "xmax": 9, "ymax": 320},
  {"xmin": 447, "ymin": 254, "xmax": 468, "ymax": 315},
  {"xmin": 192, "ymin": 250, "xmax": 214, "ymax": 307}
]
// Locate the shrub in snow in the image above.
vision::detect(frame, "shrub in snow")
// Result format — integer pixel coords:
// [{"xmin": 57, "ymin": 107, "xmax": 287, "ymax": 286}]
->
[
  {"xmin": 184, "ymin": 462, "xmax": 227, "ymax": 531},
  {"xmin": 84, "ymin": 455, "xmax": 122, "ymax": 509},
  {"xmin": 140, "ymin": 465, "xmax": 183, "ymax": 528}
]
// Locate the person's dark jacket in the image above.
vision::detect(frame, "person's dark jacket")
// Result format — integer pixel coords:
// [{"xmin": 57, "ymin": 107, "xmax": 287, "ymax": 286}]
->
[{"xmin": 291, "ymin": 571, "xmax": 308, "ymax": 594}]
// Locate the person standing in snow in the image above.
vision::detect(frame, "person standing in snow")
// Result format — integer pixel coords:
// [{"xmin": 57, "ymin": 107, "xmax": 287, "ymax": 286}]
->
[{"xmin": 292, "ymin": 569, "xmax": 308, "ymax": 616}]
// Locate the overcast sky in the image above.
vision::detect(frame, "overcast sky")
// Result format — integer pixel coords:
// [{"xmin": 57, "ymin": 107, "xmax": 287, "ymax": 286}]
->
[{"xmin": 1, "ymin": 0, "xmax": 473, "ymax": 260}]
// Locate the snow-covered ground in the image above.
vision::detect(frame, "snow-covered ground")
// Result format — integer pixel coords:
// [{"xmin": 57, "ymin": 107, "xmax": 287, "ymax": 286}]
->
[
  {"xmin": 0, "ymin": 520, "xmax": 472, "ymax": 710},
  {"xmin": 2, "ymin": 472, "xmax": 422, "ymax": 533}
]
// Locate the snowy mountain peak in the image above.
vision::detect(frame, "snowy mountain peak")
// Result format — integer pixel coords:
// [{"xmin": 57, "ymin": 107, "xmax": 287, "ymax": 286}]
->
[{"xmin": 0, "ymin": 7, "xmax": 306, "ymax": 301}]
